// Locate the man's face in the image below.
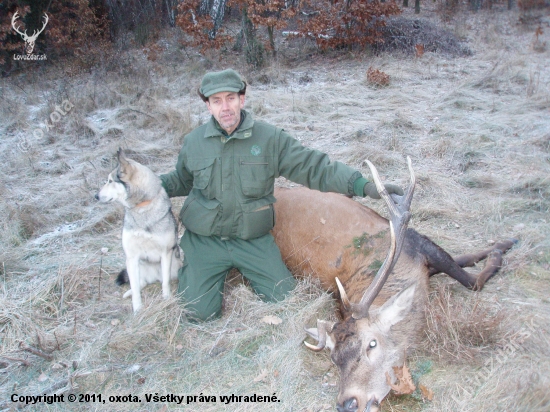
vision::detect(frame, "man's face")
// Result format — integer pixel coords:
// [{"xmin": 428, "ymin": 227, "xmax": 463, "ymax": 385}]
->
[{"xmin": 206, "ymin": 91, "xmax": 245, "ymax": 135}]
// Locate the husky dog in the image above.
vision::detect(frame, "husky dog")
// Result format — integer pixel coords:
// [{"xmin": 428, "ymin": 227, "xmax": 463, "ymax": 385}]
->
[{"xmin": 95, "ymin": 149, "xmax": 182, "ymax": 312}]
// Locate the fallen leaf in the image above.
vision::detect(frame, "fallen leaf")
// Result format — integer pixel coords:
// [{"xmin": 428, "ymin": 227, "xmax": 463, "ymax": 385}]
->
[
  {"xmin": 111, "ymin": 319, "xmax": 120, "ymax": 326},
  {"xmin": 137, "ymin": 377, "xmax": 146, "ymax": 385},
  {"xmin": 101, "ymin": 247, "xmax": 109, "ymax": 254},
  {"xmin": 261, "ymin": 315, "xmax": 282, "ymax": 325},
  {"xmin": 38, "ymin": 373, "xmax": 48, "ymax": 382},
  {"xmin": 253, "ymin": 369, "xmax": 268, "ymax": 382},
  {"xmin": 419, "ymin": 384, "xmax": 434, "ymax": 401},
  {"xmin": 320, "ymin": 218, "xmax": 326, "ymax": 225},
  {"xmin": 385, "ymin": 362, "xmax": 416, "ymax": 395},
  {"xmin": 176, "ymin": 344, "xmax": 183, "ymax": 350}
]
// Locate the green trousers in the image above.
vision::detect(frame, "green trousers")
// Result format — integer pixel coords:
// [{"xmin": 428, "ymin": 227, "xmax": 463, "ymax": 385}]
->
[{"xmin": 178, "ymin": 230, "xmax": 296, "ymax": 321}]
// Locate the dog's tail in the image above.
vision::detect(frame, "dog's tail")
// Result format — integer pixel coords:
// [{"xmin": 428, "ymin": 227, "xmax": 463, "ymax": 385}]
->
[{"xmin": 116, "ymin": 269, "xmax": 130, "ymax": 285}]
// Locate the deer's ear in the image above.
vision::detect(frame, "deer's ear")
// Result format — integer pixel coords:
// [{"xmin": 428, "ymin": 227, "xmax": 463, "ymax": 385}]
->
[{"xmin": 375, "ymin": 284, "xmax": 416, "ymax": 332}]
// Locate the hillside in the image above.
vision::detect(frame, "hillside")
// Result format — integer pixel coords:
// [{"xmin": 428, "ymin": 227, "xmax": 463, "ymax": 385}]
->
[{"xmin": 0, "ymin": 6, "xmax": 549, "ymax": 412}]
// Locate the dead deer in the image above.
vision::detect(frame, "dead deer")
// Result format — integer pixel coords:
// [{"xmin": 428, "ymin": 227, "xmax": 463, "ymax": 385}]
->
[{"xmin": 272, "ymin": 158, "xmax": 515, "ymax": 412}]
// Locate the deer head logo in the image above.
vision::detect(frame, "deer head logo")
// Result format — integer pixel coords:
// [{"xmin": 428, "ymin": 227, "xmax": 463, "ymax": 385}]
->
[{"xmin": 11, "ymin": 11, "xmax": 49, "ymax": 55}]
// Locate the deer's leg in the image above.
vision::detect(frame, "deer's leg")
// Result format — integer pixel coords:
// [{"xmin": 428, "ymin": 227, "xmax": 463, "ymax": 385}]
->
[
  {"xmin": 407, "ymin": 230, "xmax": 515, "ymax": 290},
  {"xmin": 471, "ymin": 239, "xmax": 516, "ymax": 290},
  {"xmin": 451, "ymin": 240, "xmax": 516, "ymax": 269}
]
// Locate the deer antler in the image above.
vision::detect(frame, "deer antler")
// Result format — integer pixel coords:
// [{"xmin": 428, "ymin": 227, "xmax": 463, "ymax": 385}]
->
[
  {"xmin": 304, "ymin": 320, "xmax": 334, "ymax": 352},
  {"xmin": 11, "ymin": 12, "xmax": 26, "ymax": 38},
  {"xmin": 32, "ymin": 13, "xmax": 49, "ymax": 39},
  {"xmin": 347, "ymin": 157, "xmax": 416, "ymax": 320},
  {"xmin": 11, "ymin": 12, "xmax": 48, "ymax": 55}
]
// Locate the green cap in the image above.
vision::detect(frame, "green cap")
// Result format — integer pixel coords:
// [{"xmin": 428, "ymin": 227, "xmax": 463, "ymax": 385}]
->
[{"xmin": 200, "ymin": 69, "xmax": 245, "ymax": 98}]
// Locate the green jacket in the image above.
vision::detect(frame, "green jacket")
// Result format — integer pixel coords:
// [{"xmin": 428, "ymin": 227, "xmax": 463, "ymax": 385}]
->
[{"xmin": 161, "ymin": 110, "xmax": 367, "ymax": 240}]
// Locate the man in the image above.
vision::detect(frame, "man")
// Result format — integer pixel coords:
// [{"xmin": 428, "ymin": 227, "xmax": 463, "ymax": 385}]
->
[{"xmin": 160, "ymin": 69, "xmax": 403, "ymax": 321}]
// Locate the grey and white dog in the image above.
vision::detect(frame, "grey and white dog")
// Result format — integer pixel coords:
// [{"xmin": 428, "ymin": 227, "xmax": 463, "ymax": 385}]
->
[{"xmin": 96, "ymin": 149, "xmax": 181, "ymax": 312}]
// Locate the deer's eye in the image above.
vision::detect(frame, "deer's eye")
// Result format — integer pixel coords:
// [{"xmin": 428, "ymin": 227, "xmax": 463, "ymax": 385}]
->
[{"xmin": 368, "ymin": 340, "xmax": 377, "ymax": 349}]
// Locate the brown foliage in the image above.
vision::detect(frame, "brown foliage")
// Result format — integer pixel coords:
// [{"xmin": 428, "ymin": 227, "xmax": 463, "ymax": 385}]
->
[
  {"xmin": 415, "ymin": 43, "xmax": 424, "ymax": 58},
  {"xmin": 518, "ymin": 0, "xmax": 548, "ymax": 10},
  {"xmin": 0, "ymin": 1, "xmax": 109, "ymax": 70},
  {"xmin": 366, "ymin": 67, "xmax": 390, "ymax": 86},
  {"xmin": 385, "ymin": 362, "xmax": 416, "ymax": 395},
  {"xmin": 297, "ymin": 0, "xmax": 401, "ymax": 50},
  {"xmin": 177, "ymin": 0, "xmax": 295, "ymax": 57},
  {"xmin": 240, "ymin": 0, "xmax": 296, "ymax": 31},
  {"xmin": 46, "ymin": 0, "xmax": 110, "ymax": 57},
  {"xmin": 176, "ymin": 0, "xmax": 232, "ymax": 53},
  {"xmin": 236, "ymin": 0, "xmax": 297, "ymax": 51}
]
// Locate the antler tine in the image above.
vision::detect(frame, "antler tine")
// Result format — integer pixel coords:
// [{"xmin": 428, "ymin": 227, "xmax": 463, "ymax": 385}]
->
[
  {"xmin": 351, "ymin": 157, "xmax": 415, "ymax": 319},
  {"xmin": 28, "ymin": 13, "xmax": 48, "ymax": 40},
  {"xmin": 335, "ymin": 277, "xmax": 351, "ymax": 311},
  {"xmin": 403, "ymin": 156, "xmax": 416, "ymax": 213},
  {"xmin": 304, "ymin": 320, "xmax": 332, "ymax": 352},
  {"xmin": 36, "ymin": 13, "xmax": 48, "ymax": 37},
  {"xmin": 11, "ymin": 12, "xmax": 26, "ymax": 37}
]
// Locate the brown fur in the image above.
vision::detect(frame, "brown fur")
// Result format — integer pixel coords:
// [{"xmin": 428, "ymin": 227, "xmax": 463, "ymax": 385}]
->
[
  {"xmin": 273, "ymin": 187, "xmax": 428, "ymax": 311},
  {"xmin": 272, "ymin": 186, "xmax": 515, "ymax": 411}
]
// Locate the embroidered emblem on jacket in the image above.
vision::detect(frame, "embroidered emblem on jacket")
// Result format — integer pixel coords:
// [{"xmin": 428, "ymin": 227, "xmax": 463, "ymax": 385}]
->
[{"xmin": 250, "ymin": 145, "xmax": 262, "ymax": 156}]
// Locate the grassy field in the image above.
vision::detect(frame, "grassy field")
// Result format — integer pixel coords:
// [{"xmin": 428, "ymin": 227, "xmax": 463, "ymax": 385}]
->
[{"xmin": 0, "ymin": 5, "xmax": 549, "ymax": 412}]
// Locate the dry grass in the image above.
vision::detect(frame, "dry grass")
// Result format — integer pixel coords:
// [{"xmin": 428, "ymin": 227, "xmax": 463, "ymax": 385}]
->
[
  {"xmin": 423, "ymin": 283, "xmax": 507, "ymax": 363},
  {"xmin": 0, "ymin": 5, "xmax": 549, "ymax": 412}
]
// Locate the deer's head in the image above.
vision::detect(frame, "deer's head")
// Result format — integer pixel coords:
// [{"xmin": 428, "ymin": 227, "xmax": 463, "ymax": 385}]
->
[
  {"xmin": 11, "ymin": 12, "xmax": 49, "ymax": 55},
  {"xmin": 305, "ymin": 158, "xmax": 416, "ymax": 412},
  {"xmin": 306, "ymin": 284, "xmax": 416, "ymax": 412}
]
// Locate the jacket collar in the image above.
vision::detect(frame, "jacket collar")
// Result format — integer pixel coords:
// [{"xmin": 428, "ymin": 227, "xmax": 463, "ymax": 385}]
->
[{"xmin": 204, "ymin": 110, "xmax": 254, "ymax": 139}]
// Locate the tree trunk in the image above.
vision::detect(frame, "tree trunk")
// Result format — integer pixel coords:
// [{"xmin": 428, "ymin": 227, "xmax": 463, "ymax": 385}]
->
[
  {"xmin": 209, "ymin": 0, "xmax": 227, "ymax": 39},
  {"xmin": 164, "ymin": 0, "xmax": 176, "ymax": 27},
  {"xmin": 403, "ymin": 0, "xmax": 409, "ymax": 7},
  {"xmin": 268, "ymin": 25, "xmax": 276, "ymax": 57},
  {"xmin": 200, "ymin": 0, "xmax": 211, "ymax": 16},
  {"xmin": 415, "ymin": 0, "xmax": 420, "ymax": 13},
  {"xmin": 241, "ymin": 6, "xmax": 264, "ymax": 68}
]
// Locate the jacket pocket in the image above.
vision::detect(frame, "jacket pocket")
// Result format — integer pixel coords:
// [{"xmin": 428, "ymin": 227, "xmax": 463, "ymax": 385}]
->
[
  {"xmin": 187, "ymin": 157, "xmax": 218, "ymax": 199},
  {"xmin": 180, "ymin": 192, "xmax": 220, "ymax": 236},
  {"xmin": 239, "ymin": 156, "xmax": 274, "ymax": 199},
  {"xmin": 239, "ymin": 200, "xmax": 275, "ymax": 240}
]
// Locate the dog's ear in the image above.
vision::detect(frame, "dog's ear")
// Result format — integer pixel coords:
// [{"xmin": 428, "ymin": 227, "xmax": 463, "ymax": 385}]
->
[
  {"xmin": 116, "ymin": 148, "xmax": 133, "ymax": 180},
  {"xmin": 117, "ymin": 148, "xmax": 128, "ymax": 164}
]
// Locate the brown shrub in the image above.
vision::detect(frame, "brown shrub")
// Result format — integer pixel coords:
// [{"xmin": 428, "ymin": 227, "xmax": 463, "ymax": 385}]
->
[{"xmin": 366, "ymin": 67, "xmax": 390, "ymax": 87}]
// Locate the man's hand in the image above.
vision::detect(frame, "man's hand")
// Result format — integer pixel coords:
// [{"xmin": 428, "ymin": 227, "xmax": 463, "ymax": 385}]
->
[{"xmin": 363, "ymin": 182, "xmax": 404, "ymax": 200}]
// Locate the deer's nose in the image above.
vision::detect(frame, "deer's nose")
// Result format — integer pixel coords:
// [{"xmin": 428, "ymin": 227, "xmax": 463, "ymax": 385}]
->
[
  {"xmin": 336, "ymin": 398, "xmax": 357, "ymax": 412},
  {"xmin": 94, "ymin": 193, "xmax": 99, "ymax": 200}
]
